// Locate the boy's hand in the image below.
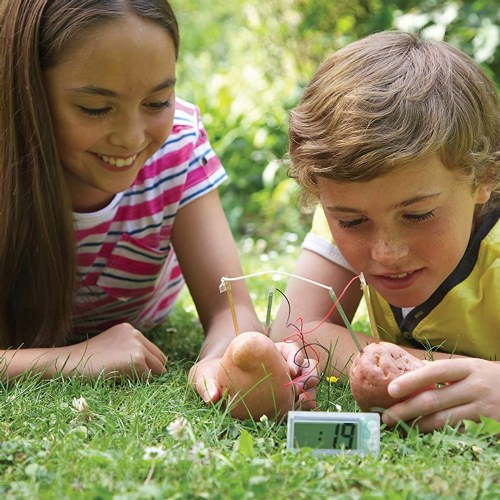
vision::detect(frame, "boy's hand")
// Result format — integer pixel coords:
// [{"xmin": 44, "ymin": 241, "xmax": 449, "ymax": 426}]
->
[
  {"xmin": 188, "ymin": 358, "xmax": 222, "ymax": 404},
  {"xmin": 276, "ymin": 341, "xmax": 319, "ymax": 410},
  {"xmin": 382, "ymin": 358, "xmax": 500, "ymax": 433}
]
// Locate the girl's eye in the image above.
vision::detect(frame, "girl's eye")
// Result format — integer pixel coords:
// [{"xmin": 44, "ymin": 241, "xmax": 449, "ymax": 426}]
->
[
  {"xmin": 337, "ymin": 218, "xmax": 366, "ymax": 229},
  {"xmin": 146, "ymin": 100, "xmax": 171, "ymax": 110},
  {"xmin": 79, "ymin": 106, "xmax": 111, "ymax": 117},
  {"xmin": 403, "ymin": 210, "xmax": 436, "ymax": 222}
]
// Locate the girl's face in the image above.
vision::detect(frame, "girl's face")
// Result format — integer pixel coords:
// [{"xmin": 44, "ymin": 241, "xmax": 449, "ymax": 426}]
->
[
  {"xmin": 43, "ymin": 15, "xmax": 177, "ymax": 212},
  {"xmin": 318, "ymin": 155, "xmax": 491, "ymax": 308}
]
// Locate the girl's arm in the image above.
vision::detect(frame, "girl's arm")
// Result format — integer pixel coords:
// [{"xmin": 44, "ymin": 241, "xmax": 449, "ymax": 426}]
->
[
  {"xmin": 0, "ymin": 323, "xmax": 167, "ymax": 380},
  {"xmin": 171, "ymin": 189, "xmax": 262, "ymax": 402}
]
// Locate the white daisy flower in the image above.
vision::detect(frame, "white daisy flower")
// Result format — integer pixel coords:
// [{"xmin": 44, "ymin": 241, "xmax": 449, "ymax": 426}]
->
[
  {"xmin": 143, "ymin": 446, "xmax": 167, "ymax": 461},
  {"xmin": 167, "ymin": 416, "xmax": 190, "ymax": 441}
]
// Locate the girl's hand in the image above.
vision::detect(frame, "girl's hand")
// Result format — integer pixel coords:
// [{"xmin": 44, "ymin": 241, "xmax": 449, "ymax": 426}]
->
[
  {"xmin": 69, "ymin": 323, "xmax": 167, "ymax": 378},
  {"xmin": 382, "ymin": 358, "xmax": 500, "ymax": 433},
  {"xmin": 188, "ymin": 357, "xmax": 222, "ymax": 404},
  {"xmin": 276, "ymin": 341, "xmax": 319, "ymax": 410}
]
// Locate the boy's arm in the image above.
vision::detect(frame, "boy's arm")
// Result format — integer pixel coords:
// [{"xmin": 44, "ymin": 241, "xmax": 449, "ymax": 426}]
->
[
  {"xmin": 270, "ymin": 248, "xmax": 363, "ymax": 372},
  {"xmin": 298, "ymin": 320, "xmax": 463, "ymax": 378},
  {"xmin": 271, "ymin": 249, "xmax": 362, "ymax": 339},
  {"xmin": 270, "ymin": 247, "xmax": 462, "ymax": 376}
]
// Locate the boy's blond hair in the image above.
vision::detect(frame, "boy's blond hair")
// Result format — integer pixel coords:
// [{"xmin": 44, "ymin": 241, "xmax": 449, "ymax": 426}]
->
[{"xmin": 288, "ymin": 31, "xmax": 499, "ymax": 209}]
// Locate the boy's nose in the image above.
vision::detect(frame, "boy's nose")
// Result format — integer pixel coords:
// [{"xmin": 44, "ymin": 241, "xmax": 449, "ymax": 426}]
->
[{"xmin": 370, "ymin": 230, "xmax": 409, "ymax": 265}]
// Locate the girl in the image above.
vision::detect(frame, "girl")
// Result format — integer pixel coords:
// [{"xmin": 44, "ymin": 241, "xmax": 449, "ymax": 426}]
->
[
  {"xmin": 0, "ymin": 0, "xmax": 299, "ymax": 406},
  {"xmin": 271, "ymin": 31, "xmax": 500, "ymax": 432}
]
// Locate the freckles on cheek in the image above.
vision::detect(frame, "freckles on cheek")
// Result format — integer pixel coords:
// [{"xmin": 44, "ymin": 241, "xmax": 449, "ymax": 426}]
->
[
  {"xmin": 334, "ymin": 236, "xmax": 365, "ymax": 267},
  {"xmin": 429, "ymin": 217, "xmax": 460, "ymax": 247},
  {"xmin": 326, "ymin": 219, "xmax": 366, "ymax": 265}
]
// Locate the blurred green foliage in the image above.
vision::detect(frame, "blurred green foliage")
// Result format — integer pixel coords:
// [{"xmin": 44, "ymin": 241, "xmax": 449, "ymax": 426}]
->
[{"xmin": 172, "ymin": 0, "xmax": 499, "ymax": 247}]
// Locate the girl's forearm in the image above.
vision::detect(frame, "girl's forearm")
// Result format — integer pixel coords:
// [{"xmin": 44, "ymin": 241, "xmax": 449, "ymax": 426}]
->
[{"xmin": 0, "ymin": 346, "xmax": 81, "ymax": 380}]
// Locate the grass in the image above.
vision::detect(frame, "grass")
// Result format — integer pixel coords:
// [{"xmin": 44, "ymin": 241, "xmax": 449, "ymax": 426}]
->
[{"xmin": 1, "ymin": 241, "xmax": 500, "ymax": 498}]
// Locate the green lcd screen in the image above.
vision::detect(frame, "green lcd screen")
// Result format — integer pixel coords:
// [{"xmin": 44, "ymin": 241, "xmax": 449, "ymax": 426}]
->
[{"xmin": 293, "ymin": 421, "xmax": 359, "ymax": 450}]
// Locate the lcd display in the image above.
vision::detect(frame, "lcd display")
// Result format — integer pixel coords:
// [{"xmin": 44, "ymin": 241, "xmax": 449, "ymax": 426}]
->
[{"xmin": 293, "ymin": 421, "xmax": 359, "ymax": 450}]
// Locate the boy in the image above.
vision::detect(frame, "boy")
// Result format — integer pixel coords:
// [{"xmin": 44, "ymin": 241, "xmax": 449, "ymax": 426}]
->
[{"xmin": 271, "ymin": 31, "xmax": 499, "ymax": 432}]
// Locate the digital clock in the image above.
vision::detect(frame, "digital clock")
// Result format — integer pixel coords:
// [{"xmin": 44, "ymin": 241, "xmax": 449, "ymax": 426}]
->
[{"xmin": 287, "ymin": 411, "xmax": 380, "ymax": 456}]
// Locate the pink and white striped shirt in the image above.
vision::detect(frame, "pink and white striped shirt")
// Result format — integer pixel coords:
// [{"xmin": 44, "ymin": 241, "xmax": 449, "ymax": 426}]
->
[{"xmin": 71, "ymin": 98, "xmax": 226, "ymax": 340}]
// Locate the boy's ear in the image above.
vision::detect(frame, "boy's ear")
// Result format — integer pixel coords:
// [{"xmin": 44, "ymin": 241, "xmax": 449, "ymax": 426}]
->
[{"xmin": 475, "ymin": 184, "xmax": 492, "ymax": 205}]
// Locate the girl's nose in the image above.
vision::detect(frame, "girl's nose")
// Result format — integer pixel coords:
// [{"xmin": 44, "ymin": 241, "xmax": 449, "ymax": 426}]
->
[{"xmin": 108, "ymin": 112, "xmax": 146, "ymax": 150}]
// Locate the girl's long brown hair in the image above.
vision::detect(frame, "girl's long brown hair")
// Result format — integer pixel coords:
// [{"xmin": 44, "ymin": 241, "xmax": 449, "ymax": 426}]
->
[{"xmin": 0, "ymin": 0, "xmax": 179, "ymax": 348}]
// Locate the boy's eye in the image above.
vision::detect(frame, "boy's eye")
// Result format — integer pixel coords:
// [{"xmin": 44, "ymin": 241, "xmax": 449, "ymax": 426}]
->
[
  {"xmin": 337, "ymin": 218, "xmax": 366, "ymax": 229},
  {"xmin": 79, "ymin": 106, "xmax": 111, "ymax": 117},
  {"xmin": 403, "ymin": 210, "xmax": 436, "ymax": 222}
]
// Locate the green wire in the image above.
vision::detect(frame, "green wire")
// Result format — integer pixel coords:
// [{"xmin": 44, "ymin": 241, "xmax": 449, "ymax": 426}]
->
[
  {"xmin": 264, "ymin": 289, "xmax": 274, "ymax": 334},
  {"xmin": 329, "ymin": 287, "xmax": 363, "ymax": 352}
]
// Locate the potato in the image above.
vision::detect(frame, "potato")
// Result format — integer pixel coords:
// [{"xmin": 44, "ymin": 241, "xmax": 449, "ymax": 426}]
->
[
  {"xmin": 350, "ymin": 341, "xmax": 425, "ymax": 412},
  {"xmin": 216, "ymin": 331, "xmax": 295, "ymax": 420}
]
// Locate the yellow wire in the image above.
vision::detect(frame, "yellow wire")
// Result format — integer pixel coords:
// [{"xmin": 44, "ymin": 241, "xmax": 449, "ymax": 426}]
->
[{"xmin": 224, "ymin": 279, "xmax": 240, "ymax": 336}]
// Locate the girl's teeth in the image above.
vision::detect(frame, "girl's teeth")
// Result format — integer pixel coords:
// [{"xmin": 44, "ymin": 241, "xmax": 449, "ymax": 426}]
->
[{"xmin": 99, "ymin": 154, "xmax": 136, "ymax": 167}]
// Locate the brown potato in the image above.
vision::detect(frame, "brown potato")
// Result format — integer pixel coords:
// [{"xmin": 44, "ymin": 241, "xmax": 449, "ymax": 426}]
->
[
  {"xmin": 216, "ymin": 331, "xmax": 295, "ymax": 420},
  {"xmin": 350, "ymin": 341, "xmax": 425, "ymax": 412}
]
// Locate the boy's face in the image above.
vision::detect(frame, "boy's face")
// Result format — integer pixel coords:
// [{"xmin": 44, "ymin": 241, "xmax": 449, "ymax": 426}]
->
[
  {"xmin": 43, "ymin": 15, "xmax": 176, "ymax": 212},
  {"xmin": 318, "ymin": 155, "xmax": 491, "ymax": 308}
]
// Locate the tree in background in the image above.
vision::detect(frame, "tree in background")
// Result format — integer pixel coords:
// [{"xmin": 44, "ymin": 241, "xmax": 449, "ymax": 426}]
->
[{"xmin": 172, "ymin": 0, "xmax": 499, "ymax": 247}]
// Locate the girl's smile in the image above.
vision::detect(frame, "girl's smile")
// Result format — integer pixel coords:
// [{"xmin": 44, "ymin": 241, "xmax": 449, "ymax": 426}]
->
[
  {"xmin": 96, "ymin": 153, "xmax": 139, "ymax": 169},
  {"xmin": 318, "ymin": 155, "xmax": 491, "ymax": 308},
  {"xmin": 43, "ymin": 15, "xmax": 177, "ymax": 213}
]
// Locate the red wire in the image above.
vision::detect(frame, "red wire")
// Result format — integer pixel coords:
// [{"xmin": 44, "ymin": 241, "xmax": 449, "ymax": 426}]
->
[
  {"xmin": 283, "ymin": 274, "xmax": 361, "ymax": 410},
  {"xmin": 294, "ymin": 274, "xmax": 361, "ymax": 337}
]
